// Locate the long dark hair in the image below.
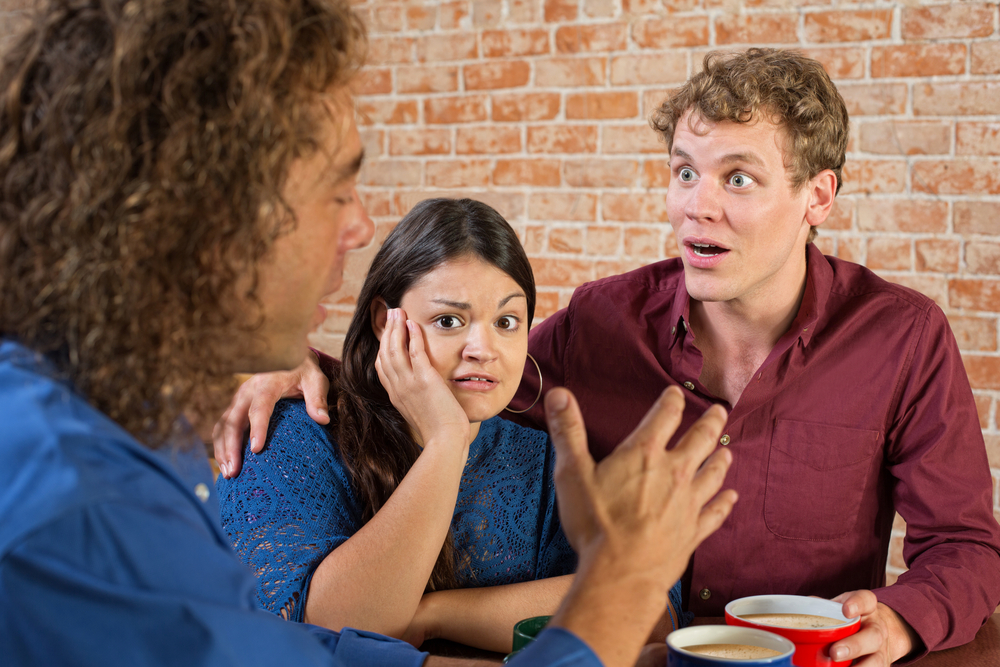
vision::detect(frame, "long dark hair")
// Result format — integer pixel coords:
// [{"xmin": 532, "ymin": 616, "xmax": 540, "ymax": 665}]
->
[{"xmin": 333, "ymin": 198, "xmax": 535, "ymax": 591}]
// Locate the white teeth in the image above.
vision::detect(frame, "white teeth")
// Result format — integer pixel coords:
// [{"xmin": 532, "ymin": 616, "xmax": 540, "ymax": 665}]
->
[{"xmin": 692, "ymin": 243, "xmax": 722, "ymax": 257}]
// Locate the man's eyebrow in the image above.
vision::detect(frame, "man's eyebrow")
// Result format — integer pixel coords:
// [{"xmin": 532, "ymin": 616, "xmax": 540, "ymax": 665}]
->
[
  {"xmin": 670, "ymin": 147, "xmax": 766, "ymax": 169},
  {"xmin": 333, "ymin": 148, "xmax": 365, "ymax": 183}
]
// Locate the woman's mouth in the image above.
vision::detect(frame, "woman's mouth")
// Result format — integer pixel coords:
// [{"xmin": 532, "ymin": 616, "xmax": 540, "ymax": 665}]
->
[
  {"xmin": 691, "ymin": 243, "xmax": 727, "ymax": 257},
  {"xmin": 452, "ymin": 376, "xmax": 498, "ymax": 391}
]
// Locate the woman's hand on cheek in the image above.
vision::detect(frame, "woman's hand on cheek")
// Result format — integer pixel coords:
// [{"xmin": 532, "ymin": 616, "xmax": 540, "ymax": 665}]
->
[{"xmin": 375, "ymin": 308, "xmax": 470, "ymax": 451}]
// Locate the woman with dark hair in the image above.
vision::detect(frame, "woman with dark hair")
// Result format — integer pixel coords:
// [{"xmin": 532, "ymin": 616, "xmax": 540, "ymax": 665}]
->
[{"xmin": 218, "ymin": 198, "xmax": 687, "ymax": 651}]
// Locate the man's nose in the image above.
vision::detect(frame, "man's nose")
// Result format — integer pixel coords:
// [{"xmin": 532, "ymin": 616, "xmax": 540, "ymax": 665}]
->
[
  {"xmin": 344, "ymin": 187, "xmax": 374, "ymax": 251},
  {"xmin": 683, "ymin": 180, "xmax": 723, "ymax": 223}
]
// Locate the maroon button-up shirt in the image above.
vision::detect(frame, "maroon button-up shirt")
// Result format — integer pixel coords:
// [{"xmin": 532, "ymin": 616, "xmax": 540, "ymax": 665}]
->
[{"xmin": 509, "ymin": 244, "xmax": 1000, "ymax": 657}]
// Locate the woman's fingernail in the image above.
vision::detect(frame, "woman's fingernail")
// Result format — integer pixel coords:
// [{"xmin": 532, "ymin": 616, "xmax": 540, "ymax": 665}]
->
[
  {"xmin": 318, "ymin": 408, "xmax": 329, "ymax": 419},
  {"xmin": 547, "ymin": 390, "xmax": 568, "ymax": 412},
  {"xmin": 250, "ymin": 437, "xmax": 257, "ymax": 451}
]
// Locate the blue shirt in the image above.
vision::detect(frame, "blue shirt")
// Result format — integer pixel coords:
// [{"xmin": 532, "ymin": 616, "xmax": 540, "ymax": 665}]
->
[
  {"xmin": 218, "ymin": 402, "xmax": 577, "ymax": 620},
  {"xmin": 0, "ymin": 341, "xmax": 600, "ymax": 666}
]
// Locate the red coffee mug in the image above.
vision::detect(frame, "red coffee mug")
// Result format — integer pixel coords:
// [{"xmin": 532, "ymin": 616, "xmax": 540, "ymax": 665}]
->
[{"xmin": 725, "ymin": 595, "xmax": 860, "ymax": 667}]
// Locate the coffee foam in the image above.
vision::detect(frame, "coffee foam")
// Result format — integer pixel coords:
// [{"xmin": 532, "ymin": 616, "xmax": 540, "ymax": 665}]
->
[
  {"xmin": 741, "ymin": 613, "xmax": 843, "ymax": 629},
  {"xmin": 685, "ymin": 643, "xmax": 784, "ymax": 659}
]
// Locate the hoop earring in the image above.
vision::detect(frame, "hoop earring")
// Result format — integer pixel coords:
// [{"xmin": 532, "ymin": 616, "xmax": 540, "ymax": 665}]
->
[{"xmin": 505, "ymin": 353, "xmax": 543, "ymax": 414}]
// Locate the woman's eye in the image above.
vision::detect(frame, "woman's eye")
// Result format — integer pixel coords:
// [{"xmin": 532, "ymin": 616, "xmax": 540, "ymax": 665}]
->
[
  {"xmin": 729, "ymin": 173, "xmax": 755, "ymax": 188},
  {"xmin": 678, "ymin": 167, "xmax": 695, "ymax": 182},
  {"xmin": 496, "ymin": 316, "xmax": 519, "ymax": 331},
  {"xmin": 436, "ymin": 315, "xmax": 461, "ymax": 329}
]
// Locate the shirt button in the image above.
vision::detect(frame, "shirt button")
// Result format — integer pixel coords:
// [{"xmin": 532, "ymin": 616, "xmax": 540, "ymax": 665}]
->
[
  {"xmin": 699, "ymin": 588, "xmax": 712, "ymax": 600},
  {"xmin": 720, "ymin": 434, "xmax": 731, "ymax": 446},
  {"xmin": 683, "ymin": 381, "xmax": 695, "ymax": 391},
  {"xmin": 194, "ymin": 483, "xmax": 210, "ymax": 503}
]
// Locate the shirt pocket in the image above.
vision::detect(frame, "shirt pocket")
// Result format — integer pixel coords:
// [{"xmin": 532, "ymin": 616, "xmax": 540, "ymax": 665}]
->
[{"xmin": 764, "ymin": 419, "xmax": 880, "ymax": 541}]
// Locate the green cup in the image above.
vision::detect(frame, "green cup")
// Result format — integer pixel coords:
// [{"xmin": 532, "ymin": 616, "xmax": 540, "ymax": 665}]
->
[{"xmin": 503, "ymin": 615, "xmax": 552, "ymax": 663}]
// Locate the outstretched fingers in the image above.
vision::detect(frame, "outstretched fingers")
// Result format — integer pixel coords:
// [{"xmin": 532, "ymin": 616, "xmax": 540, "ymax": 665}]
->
[{"xmin": 546, "ymin": 387, "xmax": 598, "ymax": 551}]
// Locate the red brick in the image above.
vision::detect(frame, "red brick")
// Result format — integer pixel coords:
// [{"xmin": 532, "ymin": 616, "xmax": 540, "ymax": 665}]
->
[
  {"xmin": 841, "ymin": 160, "xmax": 906, "ymax": 195},
  {"xmin": 405, "ymin": 5, "xmax": 437, "ymax": 31},
  {"xmin": 440, "ymin": 2, "xmax": 470, "ymax": 29},
  {"xmin": 357, "ymin": 189, "xmax": 392, "ymax": 217},
  {"xmin": 885, "ymin": 274, "xmax": 948, "ymax": 308},
  {"xmin": 482, "ymin": 29, "xmax": 550, "ymax": 58},
  {"xmin": 586, "ymin": 225, "xmax": 622, "ymax": 255},
  {"xmin": 859, "ymin": 121, "xmax": 951, "ymax": 156},
  {"xmin": 632, "ymin": 17, "xmax": 710, "ymax": 48},
  {"xmin": 584, "ymin": 0, "xmax": 617, "ymax": 18},
  {"xmin": 595, "ymin": 258, "xmax": 647, "ymax": 280},
  {"xmin": 972, "ymin": 42, "xmax": 1000, "ymax": 75},
  {"xmin": 556, "ymin": 23, "xmax": 628, "ymax": 53},
  {"xmin": 359, "ymin": 129, "xmax": 385, "ymax": 159},
  {"xmin": 643, "ymin": 160, "xmax": 672, "ymax": 188},
  {"xmin": 804, "ymin": 10, "xmax": 893, "ymax": 43},
  {"xmin": 963, "ymin": 355, "xmax": 1000, "ymax": 391},
  {"xmin": 872, "ymin": 43, "xmax": 966, "ymax": 78},
  {"xmin": 967, "ymin": 242, "xmax": 1000, "ymax": 276},
  {"xmin": 508, "ymin": 0, "xmax": 541, "ymax": 23},
  {"xmin": 522, "ymin": 224, "xmax": 546, "ymax": 254},
  {"xmin": 544, "ymin": 0, "xmax": 578, "ymax": 22},
  {"xmin": 625, "ymin": 226, "xmax": 662, "ymax": 259},
  {"xmin": 530, "ymin": 192, "xmax": 599, "ymax": 221},
  {"xmin": 603, "ymin": 124, "xmax": 668, "ymax": 153},
  {"xmin": 801, "ymin": 47, "xmax": 865, "ymax": 79},
  {"xmin": 395, "ymin": 191, "xmax": 525, "ymax": 222},
  {"xmin": 425, "ymin": 160, "xmax": 492, "ymax": 188},
  {"xmin": 611, "ymin": 53, "xmax": 688, "ymax": 85},
  {"xmin": 536, "ymin": 57, "xmax": 607, "ymax": 87},
  {"xmin": 473, "ymin": 0, "xmax": 503, "ymax": 27},
  {"xmin": 957, "ymin": 123, "xmax": 1000, "ymax": 157},
  {"xmin": 464, "ymin": 60, "xmax": 531, "ymax": 90},
  {"xmin": 856, "ymin": 200, "xmax": 948, "ymax": 234},
  {"xmin": 425, "ymin": 96, "xmax": 488, "ymax": 124},
  {"xmin": 456, "ymin": 126, "xmax": 521, "ymax": 154},
  {"xmin": 492, "ymin": 92, "xmax": 561, "ymax": 122},
  {"xmin": 664, "ymin": 233, "xmax": 680, "ymax": 258},
  {"xmin": 356, "ymin": 99, "xmax": 419, "ymax": 126},
  {"xmin": 951, "ymin": 317, "xmax": 998, "ymax": 353},
  {"xmin": 535, "ymin": 290, "xmax": 562, "ymax": 319},
  {"xmin": 950, "ymin": 280, "xmax": 1000, "ymax": 313},
  {"xmin": 622, "ymin": 0, "xmax": 663, "ymax": 14},
  {"xmin": 531, "ymin": 257, "xmax": 595, "ymax": 287},
  {"xmin": 823, "ymin": 199, "xmax": 854, "ymax": 231},
  {"xmin": 913, "ymin": 160, "xmax": 1000, "ymax": 196},
  {"xmin": 368, "ymin": 5, "xmax": 404, "ymax": 32},
  {"xmin": 716, "ymin": 14, "xmax": 798, "ymax": 45},
  {"xmin": 602, "ymin": 193, "xmax": 669, "ymax": 222},
  {"xmin": 527, "ymin": 125, "xmax": 599, "ymax": 154},
  {"xmin": 389, "ymin": 128, "xmax": 451, "ymax": 156},
  {"xmin": 914, "ymin": 82, "xmax": 1000, "ymax": 116},
  {"xmin": 915, "ymin": 239, "xmax": 959, "ymax": 273},
  {"xmin": 564, "ymin": 159, "xmax": 638, "ymax": 187},
  {"xmin": 353, "ymin": 68, "xmax": 392, "ymax": 95},
  {"xmin": 396, "ymin": 65, "xmax": 459, "ymax": 94},
  {"xmin": 494, "ymin": 159, "xmax": 562, "ymax": 187},
  {"xmin": 549, "ymin": 227, "xmax": 585, "ymax": 254},
  {"xmin": 368, "ymin": 37, "xmax": 416, "ymax": 65},
  {"xmin": 566, "ymin": 91, "xmax": 638, "ymax": 120},
  {"xmin": 866, "ymin": 237, "xmax": 911, "ymax": 271},
  {"xmin": 360, "ymin": 160, "xmax": 422, "ymax": 187},
  {"xmin": 836, "ymin": 236, "xmax": 865, "ymax": 265},
  {"xmin": 902, "ymin": 4, "xmax": 996, "ymax": 40},
  {"xmin": 837, "ymin": 83, "xmax": 907, "ymax": 117},
  {"xmin": 417, "ymin": 33, "xmax": 478, "ymax": 62},
  {"xmin": 973, "ymin": 393, "xmax": 994, "ymax": 428},
  {"xmin": 955, "ymin": 202, "xmax": 1000, "ymax": 236},
  {"xmin": 813, "ymin": 236, "xmax": 836, "ymax": 256}
]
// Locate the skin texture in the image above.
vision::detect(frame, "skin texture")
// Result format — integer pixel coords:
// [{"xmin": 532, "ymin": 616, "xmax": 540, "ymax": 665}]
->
[{"xmin": 248, "ymin": 96, "xmax": 373, "ymax": 373}]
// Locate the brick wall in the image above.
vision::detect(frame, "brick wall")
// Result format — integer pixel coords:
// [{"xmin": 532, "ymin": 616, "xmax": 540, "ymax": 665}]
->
[{"xmin": 2, "ymin": 0, "xmax": 998, "ymax": 588}]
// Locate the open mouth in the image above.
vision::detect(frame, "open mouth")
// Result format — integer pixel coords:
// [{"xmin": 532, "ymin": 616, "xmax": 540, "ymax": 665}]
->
[
  {"xmin": 691, "ymin": 243, "xmax": 728, "ymax": 257},
  {"xmin": 455, "ymin": 376, "xmax": 496, "ymax": 384}
]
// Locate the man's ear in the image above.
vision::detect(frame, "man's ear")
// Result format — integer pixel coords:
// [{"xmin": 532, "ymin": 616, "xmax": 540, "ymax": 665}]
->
[
  {"xmin": 804, "ymin": 169, "xmax": 838, "ymax": 229},
  {"xmin": 370, "ymin": 297, "xmax": 388, "ymax": 338}
]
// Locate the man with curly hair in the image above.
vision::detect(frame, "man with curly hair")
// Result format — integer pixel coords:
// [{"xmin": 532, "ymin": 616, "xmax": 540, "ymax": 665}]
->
[
  {"xmin": 0, "ymin": 2, "xmax": 737, "ymax": 666},
  {"xmin": 224, "ymin": 48, "xmax": 1000, "ymax": 665}
]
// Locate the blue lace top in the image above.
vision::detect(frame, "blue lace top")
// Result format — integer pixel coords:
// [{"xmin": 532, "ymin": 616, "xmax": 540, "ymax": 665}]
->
[{"xmin": 217, "ymin": 401, "xmax": 578, "ymax": 622}]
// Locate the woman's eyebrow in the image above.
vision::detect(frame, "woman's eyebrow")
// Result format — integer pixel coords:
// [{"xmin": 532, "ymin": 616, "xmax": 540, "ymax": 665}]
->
[
  {"xmin": 432, "ymin": 298, "xmax": 471, "ymax": 310},
  {"xmin": 498, "ymin": 292, "xmax": 526, "ymax": 309}
]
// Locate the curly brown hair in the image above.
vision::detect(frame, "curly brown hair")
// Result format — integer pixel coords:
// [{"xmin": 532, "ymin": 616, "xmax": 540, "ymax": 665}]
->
[
  {"xmin": 0, "ymin": 0, "xmax": 365, "ymax": 446},
  {"xmin": 650, "ymin": 48, "xmax": 849, "ymax": 243}
]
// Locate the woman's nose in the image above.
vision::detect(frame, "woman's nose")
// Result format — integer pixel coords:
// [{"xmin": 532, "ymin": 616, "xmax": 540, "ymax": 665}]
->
[{"xmin": 462, "ymin": 325, "xmax": 498, "ymax": 363}]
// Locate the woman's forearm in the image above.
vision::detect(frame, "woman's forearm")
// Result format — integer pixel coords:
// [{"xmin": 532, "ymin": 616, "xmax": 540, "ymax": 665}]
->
[
  {"xmin": 415, "ymin": 575, "xmax": 574, "ymax": 653},
  {"xmin": 303, "ymin": 443, "xmax": 467, "ymax": 637}
]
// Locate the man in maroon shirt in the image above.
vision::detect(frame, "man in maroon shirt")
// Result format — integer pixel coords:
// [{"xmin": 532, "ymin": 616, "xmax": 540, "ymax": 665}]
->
[{"xmin": 215, "ymin": 49, "xmax": 1000, "ymax": 665}]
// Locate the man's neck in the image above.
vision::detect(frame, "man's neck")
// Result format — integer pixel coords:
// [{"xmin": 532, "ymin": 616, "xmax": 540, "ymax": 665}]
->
[{"xmin": 689, "ymin": 265, "xmax": 809, "ymax": 406}]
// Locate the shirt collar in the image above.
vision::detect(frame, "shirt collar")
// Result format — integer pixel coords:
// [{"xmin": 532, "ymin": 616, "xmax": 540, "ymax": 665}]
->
[{"xmin": 665, "ymin": 243, "xmax": 832, "ymax": 348}]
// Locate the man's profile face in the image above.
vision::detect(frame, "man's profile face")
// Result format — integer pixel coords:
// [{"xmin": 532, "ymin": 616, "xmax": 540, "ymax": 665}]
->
[
  {"xmin": 666, "ymin": 110, "xmax": 819, "ymax": 309},
  {"xmin": 250, "ymin": 96, "xmax": 373, "ymax": 372}
]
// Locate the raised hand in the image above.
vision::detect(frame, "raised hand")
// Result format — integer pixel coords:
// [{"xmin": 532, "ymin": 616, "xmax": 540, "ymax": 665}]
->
[{"xmin": 374, "ymin": 308, "xmax": 471, "ymax": 452}]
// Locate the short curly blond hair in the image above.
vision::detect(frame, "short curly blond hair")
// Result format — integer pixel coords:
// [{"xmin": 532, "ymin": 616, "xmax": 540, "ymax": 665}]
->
[
  {"xmin": 650, "ymin": 48, "xmax": 849, "ymax": 243},
  {"xmin": 0, "ymin": 0, "xmax": 365, "ymax": 445}
]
